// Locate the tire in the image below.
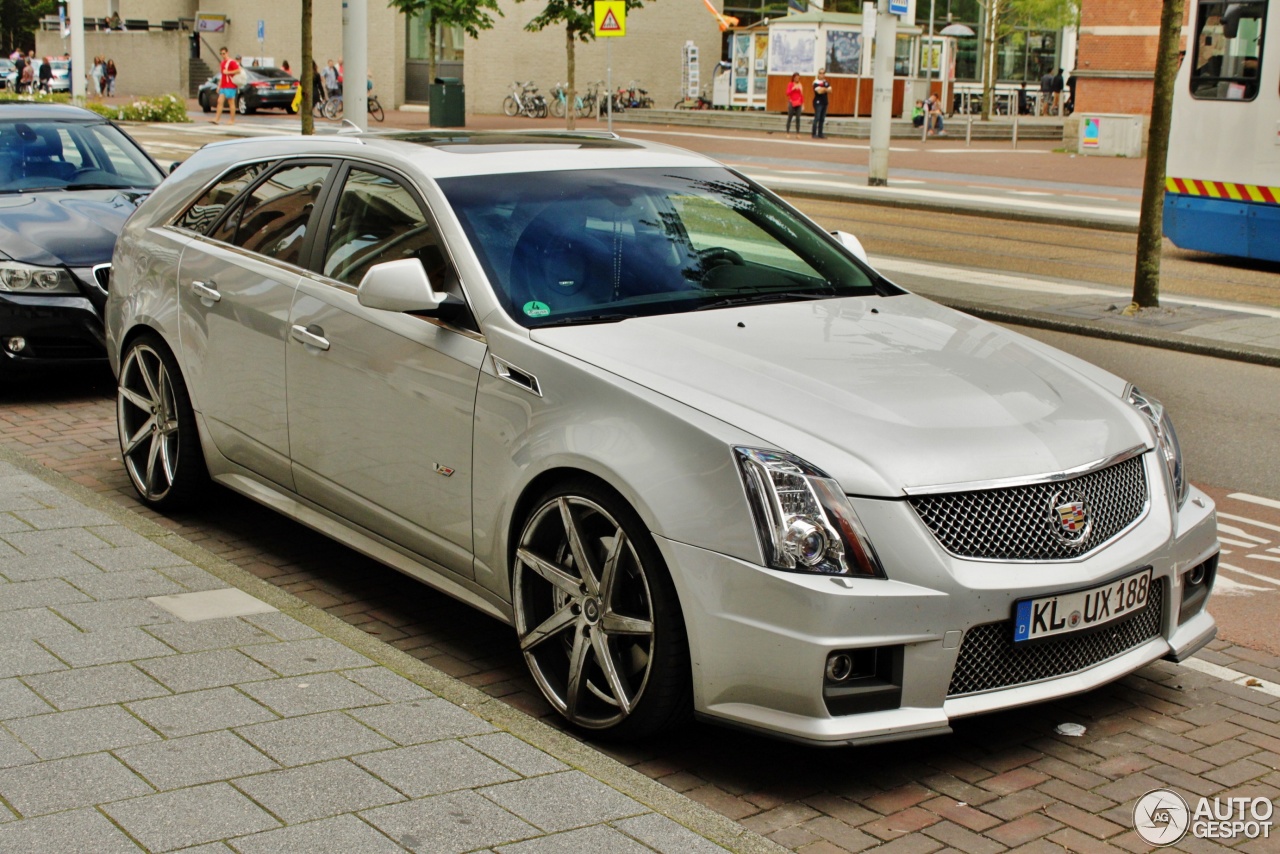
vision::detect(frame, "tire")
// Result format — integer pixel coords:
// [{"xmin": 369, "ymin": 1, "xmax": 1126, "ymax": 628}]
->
[
  {"xmin": 286, "ymin": 102, "xmax": 298, "ymax": 115},
  {"xmin": 534, "ymin": 98, "xmax": 547, "ymax": 118},
  {"xmin": 512, "ymin": 480, "xmax": 692, "ymax": 740},
  {"xmin": 323, "ymin": 98, "xmax": 342, "ymax": 120},
  {"xmin": 368, "ymin": 98, "xmax": 384, "ymax": 122},
  {"xmin": 551, "ymin": 97, "xmax": 566, "ymax": 118},
  {"xmin": 200, "ymin": 93, "xmax": 211, "ymax": 113},
  {"xmin": 503, "ymin": 96, "xmax": 519, "ymax": 117},
  {"xmin": 237, "ymin": 97, "xmax": 253, "ymax": 115},
  {"xmin": 117, "ymin": 333, "xmax": 208, "ymax": 511}
]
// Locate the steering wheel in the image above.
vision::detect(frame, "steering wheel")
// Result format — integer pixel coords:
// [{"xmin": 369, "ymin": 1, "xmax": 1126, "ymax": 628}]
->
[{"xmin": 698, "ymin": 246, "xmax": 745, "ymax": 268}]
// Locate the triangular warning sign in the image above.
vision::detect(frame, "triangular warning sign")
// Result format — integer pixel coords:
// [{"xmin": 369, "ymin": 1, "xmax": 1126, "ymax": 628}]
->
[{"xmin": 600, "ymin": 9, "xmax": 621, "ymax": 31}]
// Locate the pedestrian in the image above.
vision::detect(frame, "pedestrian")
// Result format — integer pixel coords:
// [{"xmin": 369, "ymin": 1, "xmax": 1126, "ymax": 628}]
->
[
  {"xmin": 785, "ymin": 72, "xmax": 803, "ymax": 137},
  {"xmin": 312, "ymin": 60, "xmax": 326, "ymax": 104},
  {"xmin": 912, "ymin": 99, "xmax": 925, "ymax": 128},
  {"xmin": 18, "ymin": 61, "xmax": 34, "ymax": 95},
  {"xmin": 1039, "ymin": 68, "xmax": 1053, "ymax": 115},
  {"xmin": 90, "ymin": 56, "xmax": 104, "ymax": 97},
  {"xmin": 37, "ymin": 56, "xmax": 53, "ymax": 94},
  {"xmin": 213, "ymin": 46, "xmax": 241, "ymax": 125},
  {"xmin": 811, "ymin": 68, "xmax": 831, "ymax": 139},
  {"xmin": 1065, "ymin": 71, "xmax": 1078, "ymax": 115},
  {"xmin": 1017, "ymin": 81, "xmax": 1029, "ymax": 115},
  {"xmin": 281, "ymin": 60, "xmax": 290, "ymax": 75},
  {"xmin": 926, "ymin": 93, "xmax": 946, "ymax": 135},
  {"xmin": 1052, "ymin": 67, "xmax": 1065, "ymax": 115},
  {"xmin": 322, "ymin": 59, "xmax": 338, "ymax": 101},
  {"xmin": 106, "ymin": 59, "xmax": 117, "ymax": 96}
]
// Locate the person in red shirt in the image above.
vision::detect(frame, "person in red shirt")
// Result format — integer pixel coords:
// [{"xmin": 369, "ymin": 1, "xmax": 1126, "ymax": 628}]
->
[
  {"xmin": 785, "ymin": 72, "xmax": 804, "ymax": 138},
  {"xmin": 213, "ymin": 47, "xmax": 241, "ymax": 125}
]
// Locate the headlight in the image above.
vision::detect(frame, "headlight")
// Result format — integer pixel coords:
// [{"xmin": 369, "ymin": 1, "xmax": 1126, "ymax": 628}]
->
[
  {"xmin": 1127, "ymin": 386, "xmax": 1188, "ymax": 508},
  {"xmin": 734, "ymin": 447, "xmax": 885, "ymax": 578},
  {"xmin": 0, "ymin": 262, "xmax": 79, "ymax": 294}
]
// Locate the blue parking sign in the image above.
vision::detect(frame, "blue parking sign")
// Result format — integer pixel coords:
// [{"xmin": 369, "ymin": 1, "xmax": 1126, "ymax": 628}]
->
[
  {"xmin": 890, "ymin": 0, "xmax": 909, "ymax": 14},
  {"xmin": 257, "ymin": 19, "xmax": 265, "ymax": 41}
]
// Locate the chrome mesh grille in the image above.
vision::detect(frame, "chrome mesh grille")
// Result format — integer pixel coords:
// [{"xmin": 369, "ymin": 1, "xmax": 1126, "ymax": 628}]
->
[
  {"xmin": 947, "ymin": 578, "xmax": 1163, "ymax": 697},
  {"xmin": 909, "ymin": 455, "xmax": 1149, "ymax": 561}
]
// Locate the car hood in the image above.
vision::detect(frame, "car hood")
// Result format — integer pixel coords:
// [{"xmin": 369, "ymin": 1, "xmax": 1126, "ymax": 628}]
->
[
  {"xmin": 0, "ymin": 189, "xmax": 149, "ymax": 267},
  {"xmin": 531, "ymin": 294, "xmax": 1152, "ymax": 496}
]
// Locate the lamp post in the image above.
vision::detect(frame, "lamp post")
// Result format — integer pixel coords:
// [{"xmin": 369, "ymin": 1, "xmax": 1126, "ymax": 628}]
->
[{"xmin": 939, "ymin": 22, "xmax": 975, "ymax": 125}]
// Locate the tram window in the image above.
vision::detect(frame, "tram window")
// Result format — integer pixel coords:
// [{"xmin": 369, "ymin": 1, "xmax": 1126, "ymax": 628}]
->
[{"xmin": 1191, "ymin": 1, "xmax": 1266, "ymax": 100}]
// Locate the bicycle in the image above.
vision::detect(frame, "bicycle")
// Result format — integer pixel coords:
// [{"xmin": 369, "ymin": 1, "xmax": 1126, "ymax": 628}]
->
[
  {"xmin": 320, "ymin": 92, "xmax": 384, "ymax": 122},
  {"xmin": 549, "ymin": 82, "xmax": 588, "ymax": 119},
  {"xmin": 502, "ymin": 81, "xmax": 547, "ymax": 118},
  {"xmin": 579, "ymin": 80, "xmax": 604, "ymax": 117},
  {"xmin": 673, "ymin": 87, "xmax": 712, "ymax": 110},
  {"xmin": 622, "ymin": 80, "xmax": 654, "ymax": 109}
]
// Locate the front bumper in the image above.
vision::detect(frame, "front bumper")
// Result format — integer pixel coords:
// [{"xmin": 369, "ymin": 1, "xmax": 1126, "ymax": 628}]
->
[
  {"xmin": 658, "ymin": 473, "xmax": 1218, "ymax": 746},
  {"xmin": 0, "ymin": 290, "xmax": 106, "ymax": 370}
]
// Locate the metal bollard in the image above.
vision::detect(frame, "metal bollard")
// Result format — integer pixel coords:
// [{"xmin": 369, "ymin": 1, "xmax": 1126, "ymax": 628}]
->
[
  {"xmin": 1012, "ymin": 111, "xmax": 1019, "ymax": 150},
  {"xmin": 966, "ymin": 111, "xmax": 972, "ymax": 147}
]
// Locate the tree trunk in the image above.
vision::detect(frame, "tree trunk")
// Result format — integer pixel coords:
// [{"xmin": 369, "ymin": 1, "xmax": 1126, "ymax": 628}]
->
[
  {"xmin": 566, "ymin": 29, "xmax": 576, "ymax": 131},
  {"xmin": 1131, "ymin": 0, "xmax": 1186, "ymax": 308},
  {"xmin": 981, "ymin": 0, "xmax": 998, "ymax": 121},
  {"xmin": 428, "ymin": 19, "xmax": 437, "ymax": 92},
  {"xmin": 301, "ymin": 0, "xmax": 313, "ymax": 135}
]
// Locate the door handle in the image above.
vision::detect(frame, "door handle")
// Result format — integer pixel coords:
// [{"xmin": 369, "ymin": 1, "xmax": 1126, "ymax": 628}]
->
[
  {"xmin": 190, "ymin": 280, "xmax": 221, "ymax": 302},
  {"xmin": 290, "ymin": 324, "xmax": 330, "ymax": 351}
]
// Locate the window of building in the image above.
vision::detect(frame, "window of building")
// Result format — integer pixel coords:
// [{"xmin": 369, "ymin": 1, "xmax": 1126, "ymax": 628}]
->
[{"xmin": 1191, "ymin": 0, "xmax": 1266, "ymax": 100}]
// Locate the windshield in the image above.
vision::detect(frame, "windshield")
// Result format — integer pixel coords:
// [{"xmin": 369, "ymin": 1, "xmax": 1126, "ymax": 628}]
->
[
  {"xmin": 439, "ymin": 167, "xmax": 888, "ymax": 328},
  {"xmin": 0, "ymin": 120, "xmax": 163, "ymax": 193}
]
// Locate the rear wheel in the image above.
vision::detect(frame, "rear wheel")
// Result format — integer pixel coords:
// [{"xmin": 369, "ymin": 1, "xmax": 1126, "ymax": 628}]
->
[
  {"xmin": 237, "ymin": 97, "xmax": 253, "ymax": 115},
  {"xmin": 368, "ymin": 97, "xmax": 384, "ymax": 122},
  {"xmin": 551, "ymin": 97, "xmax": 566, "ymax": 118},
  {"xmin": 512, "ymin": 481, "xmax": 692, "ymax": 740},
  {"xmin": 117, "ymin": 333, "xmax": 207, "ymax": 510},
  {"xmin": 200, "ymin": 93, "xmax": 211, "ymax": 113},
  {"xmin": 502, "ymin": 96, "xmax": 519, "ymax": 117}
]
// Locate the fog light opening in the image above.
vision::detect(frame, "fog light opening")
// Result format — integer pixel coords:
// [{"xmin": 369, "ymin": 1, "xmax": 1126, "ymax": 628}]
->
[
  {"xmin": 6, "ymin": 337, "xmax": 26, "ymax": 353},
  {"xmin": 825, "ymin": 653, "xmax": 853, "ymax": 682},
  {"xmin": 1187, "ymin": 564, "xmax": 1206, "ymax": 586}
]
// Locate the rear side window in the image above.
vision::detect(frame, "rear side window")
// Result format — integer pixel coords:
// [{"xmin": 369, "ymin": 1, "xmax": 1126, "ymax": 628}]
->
[
  {"xmin": 230, "ymin": 163, "xmax": 331, "ymax": 266},
  {"xmin": 1191, "ymin": 0, "xmax": 1266, "ymax": 100},
  {"xmin": 173, "ymin": 162, "xmax": 269, "ymax": 234}
]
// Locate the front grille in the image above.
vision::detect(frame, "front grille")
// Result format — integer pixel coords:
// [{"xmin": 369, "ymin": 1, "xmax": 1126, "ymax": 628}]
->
[
  {"xmin": 947, "ymin": 578, "xmax": 1164, "ymax": 696},
  {"xmin": 910, "ymin": 454, "xmax": 1148, "ymax": 561}
]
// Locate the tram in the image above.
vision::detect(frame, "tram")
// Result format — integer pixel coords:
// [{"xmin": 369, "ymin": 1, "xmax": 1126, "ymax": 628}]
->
[{"xmin": 1164, "ymin": 0, "xmax": 1280, "ymax": 262}]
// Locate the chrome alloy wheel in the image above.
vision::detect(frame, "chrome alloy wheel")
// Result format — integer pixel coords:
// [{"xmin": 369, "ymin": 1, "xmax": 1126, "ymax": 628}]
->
[
  {"xmin": 514, "ymin": 496, "xmax": 657, "ymax": 731},
  {"xmin": 117, "ymin": 343, "xmax": 181, "ymax": 502}
]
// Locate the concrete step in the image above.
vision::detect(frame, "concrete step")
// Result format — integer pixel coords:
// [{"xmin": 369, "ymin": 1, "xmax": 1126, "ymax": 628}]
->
[
  {"xmin": 189, "ymin": 58, "xmax": 214, "ymax": 98},
  {"xmin": 613, "ymin": 108, "xmax": 1064, "ymax": 141}
]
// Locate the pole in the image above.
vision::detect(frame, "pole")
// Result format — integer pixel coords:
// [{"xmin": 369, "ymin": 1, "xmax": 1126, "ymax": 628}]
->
[
  {"xmin": 342, "ymin": 0, "xmax": 368, "ymax": 131},
  {"xmin": 868, "ymin": 0, "xmax": 896, "ymax": 185},
  {"xmin": 68, "ymin": 0, "xmax": 85, "ymax": 100},
  {"xmin": 607, "ymin": 39, "xmax": 613, "ymax": 133},
  {"xmin": 922, "ymin": 0, "xmax": 935, "ymax": 142}
]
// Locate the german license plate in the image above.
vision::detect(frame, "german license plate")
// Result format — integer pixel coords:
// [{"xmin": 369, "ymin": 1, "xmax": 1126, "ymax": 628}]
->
[{"xmin": 1013, "ymin": 568, "xmax": 1153, "ymax": 643}]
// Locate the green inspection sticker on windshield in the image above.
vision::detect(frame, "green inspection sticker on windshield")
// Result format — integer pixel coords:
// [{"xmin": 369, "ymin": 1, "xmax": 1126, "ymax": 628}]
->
[{"xmin": 523, "ymin": 301, "xmax": 551, "ymax": 318}]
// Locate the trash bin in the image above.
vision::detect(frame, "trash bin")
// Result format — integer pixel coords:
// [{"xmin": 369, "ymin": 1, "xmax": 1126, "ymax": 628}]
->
[{"xmin": 429, "ymin": 77, "xmax": 465, "ymax": 128}]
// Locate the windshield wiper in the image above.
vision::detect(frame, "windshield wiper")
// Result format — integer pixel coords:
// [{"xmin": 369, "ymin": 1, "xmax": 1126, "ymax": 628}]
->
[
  {"xmin": 693, "ymin": 291, "xmax": 835, "ymax": 311},
  {"xmin": 0, "ymin": 186, "xmax": 65, "ymax": 194},
  {"xmin": 536, "ymin": 313, "xmax": 635, "ymax": 327}
]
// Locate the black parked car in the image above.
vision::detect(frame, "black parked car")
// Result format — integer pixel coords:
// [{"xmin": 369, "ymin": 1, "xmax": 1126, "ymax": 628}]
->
[
  {"xmin": 197, "ymin": 66, "xmax": 300, "ymax": 115},
  {"xmin": 0, "ymin": 103, "xmax": 164, "ymax": 371}
]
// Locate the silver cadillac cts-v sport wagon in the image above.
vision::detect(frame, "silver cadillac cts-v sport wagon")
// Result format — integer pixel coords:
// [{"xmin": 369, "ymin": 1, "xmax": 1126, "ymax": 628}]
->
[{"xmin": 105, "ymin": 131, "xmax": 1219, "ymax": 745}]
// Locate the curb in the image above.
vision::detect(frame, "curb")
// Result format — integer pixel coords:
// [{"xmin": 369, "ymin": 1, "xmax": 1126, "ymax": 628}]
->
[{"xmin": 0, "ymin": 443, "xmax": 786, "ymax": 854}]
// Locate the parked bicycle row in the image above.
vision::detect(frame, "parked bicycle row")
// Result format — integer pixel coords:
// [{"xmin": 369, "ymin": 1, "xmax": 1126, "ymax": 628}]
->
[{"xmin": 501, "ymin": 80, "xmax": 653, "ymax": 119}]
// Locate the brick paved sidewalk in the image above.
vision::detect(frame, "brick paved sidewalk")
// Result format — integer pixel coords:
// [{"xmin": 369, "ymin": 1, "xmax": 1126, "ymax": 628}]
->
[{"xmin": 0, "ymin": 452, "xmax": 775, "ymax": 853}]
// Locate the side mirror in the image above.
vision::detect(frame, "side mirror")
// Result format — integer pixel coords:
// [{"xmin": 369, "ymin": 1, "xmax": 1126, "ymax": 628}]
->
[
  {"xmin": 167, "ymin": 161, "xmax": 183, "ymax": 175},
  {"xmin": 357, "ymin": 259, "xmax": 449, "ymax": 313},
  {"xmin": 832, "ymin": 230, "xmax": 869, "ymax": 264}
]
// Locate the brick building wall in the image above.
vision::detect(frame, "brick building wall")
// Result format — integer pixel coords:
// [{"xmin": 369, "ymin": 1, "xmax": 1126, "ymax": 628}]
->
[{"xmin": 1075, "ymin": 0, "xmax": 1191, "ymax": 115}]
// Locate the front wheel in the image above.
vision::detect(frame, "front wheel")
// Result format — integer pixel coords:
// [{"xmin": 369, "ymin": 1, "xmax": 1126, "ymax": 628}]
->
[
  {"xmin": 368, "ymin": 98, "xmax": 384, "ymax": 122},
  {"xmin": 512, "ymin": 482, "xmax": 692, "ymax": 740},
  {"xmin": 323, "ymin": 98, "xmax": 343, "ymax": 120},
  {"xmin": 117, "ymin": 334, "xmax": 207, "ymax": 510},
  {"xmin": 551, "ymin": 97, "xmax": 566, "ymax": 118},
  {"xmin": 502, "ymin": 96, "xmax": 519, "ymax": 117},
  {"xmin": 237, "ymin": 97, "xmax": 254, "ymax": 115}
]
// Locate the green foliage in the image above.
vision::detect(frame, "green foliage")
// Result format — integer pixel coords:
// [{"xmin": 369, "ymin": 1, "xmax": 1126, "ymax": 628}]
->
[
  {"xmin": 384, "ymin": 0, "xmax": 502, "ymax": 38},
  {"xmin": 518, "ymin": 0, "xmax": 651, "ymax": 42},
  {"xmin": 114, "ymin": 94, "xmax": 191, "ymax": 123},
  {"xmin": 1, "ymin": 0, "xmax": 57, "ymax": 54},
  {"xmin": 1000, "ymin": 0, "xmax": 1078, "ymax": 31}
]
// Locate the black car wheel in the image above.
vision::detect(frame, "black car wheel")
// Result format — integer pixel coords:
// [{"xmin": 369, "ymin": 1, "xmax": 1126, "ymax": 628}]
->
[
  {"xmin": 237, "ymin": 96, "xmax": 254, "ymax": 115},
  {"xmin": 200, "ymin": 91, "xmax": 211, "ymax": 113}
]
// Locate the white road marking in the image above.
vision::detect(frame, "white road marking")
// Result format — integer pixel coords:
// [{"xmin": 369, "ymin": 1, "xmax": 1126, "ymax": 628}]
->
[
  {"xmin": 1246, "ymin": 554, "xmax": 1280, "ymax": 563},
  {"xmin": 1216, "ymin": 524, "xmax": 1270, "ymax": 544},
  {"xmin": 1219, "ymin": 562, "xmax": 1280, "ymax": 585},
  {"xmin": 1217, "ymin": 512, "xmax": 1280, "ymax": 535},
  {"xmin": 1228, "ymin": 492, "xmax": 1280, "ymax": 511},
  {"xmin": 1220, "ymin": 536, "xmax": 1264, "ymax": 548},
  {"xmin": 1180, "ymin": 657, "xmax": 1280, "ymax": 699},
  {"xmin": 1010, "ymin": 190, "xmax": 1053, "ymax": 196},
  {"xmin": 1210, "ymin": 573, "xmax": 1269, "ymax": 594}
]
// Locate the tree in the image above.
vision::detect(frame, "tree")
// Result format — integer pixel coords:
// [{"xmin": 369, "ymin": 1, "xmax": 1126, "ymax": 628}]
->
[
  {"xmin": 386, "ymin": 0, "xmax": 501, "ymax": 89},
  {"xmin": 1131, "ymin": 0, "xmax": 1185, "ymax": 308},
  {"xmin": 517, "ymin": 0, "xmax": 651, "ymax": 131},
  {"xmin": 301, "ymin": 0, "xmax": 314, "ymax": 135},
  {"xmin": 974, "ymin": 0, "xmax": 1077, "ymax": 120},
  {"xmin": 1, "ymin": 0, "xmax": 55, "ymax": 56}
]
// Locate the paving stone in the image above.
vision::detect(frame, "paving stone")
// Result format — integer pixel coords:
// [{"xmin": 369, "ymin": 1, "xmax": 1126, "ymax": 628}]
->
[
  {"xmin": 12, "ymin": 505, "xmax": 116, "ymax": 531},
  {"xmin": 613, "ymin": 812, "xmax": 729, "ymax": 854},
  {"xmin": 145, "ymin": 618, "xmax": 278, "ymax": 653},
  {"xmin": 0, "ymin": 550, "xmax": 104, "ymax": 582},
  {"xmin": 82, "ymin": 525, "xmax": 151, "ymax": 548},
  {"xmin": 341, "ymin": 666, "xmax": 432, "ymax": 702},
  {"xmin": 0, "ymin": 678, "xmax": 53, "ymax": 720},
  {"xmin": 236, "ymin": 672, "xmax": 384, "ymax": 717},
  {"xmin": 38, "ymin": 625, "xmax": 176, "ymax": 667},
  {"xmin": 128, "ymin": 687, "xmax": 278, "ymax": 738},
  {"xmin": 103, "ymin": 782, "xmax": 280, "ymax": 852},
  {"xmin": 0, "ymin": 751, "xmax": 153, "ymax": 816},
  {"xmin": 354, "ymin": 740, "xmax": 520, "ymax": 798},
  {"xmin": 0, "ymin": 640, "xmax": 66, "ymax": 679},
  {"xmin": 148, "ymin": 589, "xmax": 273, "ymax": 623},
  {"xmin": 0, "ymin": 579, "xmax": 91, "ymax": 612},
  {"xmin": 53, "ymin": 599, "xmax": 181, "ymax": 631},
  {"xmin": 464, "ymin": 732, "xmax": 570, "ymax": 777},
  {"xmin": 157, "ymin": 565, "xmax": 229, "ymax": 593},
  {"xmin": 0, "ymin": 807, "xmax": 142, "ymax": 853},
  {"xmin": 348, "ymin": 698, "xmax": 497, "ymax": 745},
  {"xmin": 5, "ymin": 704, "xmax": 160, "ymax": 759},
  {"xmin": 240, "ymin": 638, "xmax": 374, "ymax": 676},
  {"xmin": 922, "ymin": 820, "xmax": 1008, "ymax": 854},
  {"xmin": 0, "ymin": 730, "xmax": 37, "ymax": 769},
  {"xmin": 22, "ymin": 663, "xmax": 170, "ymax": 710},
  {"xmin": 3, "ymin": 526, "xmax": 113, "ymax": 556},
  {"xmin": 80, "ymin": 543, "xmax": 192, "ymax": 572},
  {"xmin": 496, "ymin": 824, "xmax": 655, "ymax": 854},
  {"xmin": 241, "ymin": 611, "xmax": 322, "ymax": 642},
  {"xmin": 230, "ymin": 813, "xmax": 404, "ymax": 854},
  {"xmin": 136, "ymin": 649, "xmax": 276, "ymax": 693},
  {"xmin": 231, "ymin": 758, "xmax": 405, "ymax": 822},
  {"xmin": 234, "ymin": 710, "xmax": 393, "ymax": 766},
  {"xmin": 116, "ymin": 731, "xmax": 279, "ymax": 790},
  {"xmin": 0, "ymin": 608, "xmax": 79, "ymax": 645},
  {"xmin": 361, "ymin": 789, "xmax": 539, "ymax": 854},
  {"xmin": 67, "ymin": 569, "xmax": 187, "ymax": 602},
  {"xmin": 480, "ymin": 770, "xmax": 647, "ymax": 832}
]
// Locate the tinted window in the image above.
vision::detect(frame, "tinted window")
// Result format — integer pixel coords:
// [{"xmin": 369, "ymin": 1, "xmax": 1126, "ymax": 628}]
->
[
  {"xmin": 231, "ymin": 163, "xmax": 330, "ymax": 266},
  {"xmin": 322, "ymin": 168, "xmax": 454, "ymax": 289},
  {"xmin": 1191, "ymin": 0, "xmax": 1266, "ymax": 100},
  {"xmin": 0, "ymin": 120, "xmax": 163, "ymax": 192},
  {"xmin": 174, "ymin": 162, "xmax": 269, "ymax": 235}
]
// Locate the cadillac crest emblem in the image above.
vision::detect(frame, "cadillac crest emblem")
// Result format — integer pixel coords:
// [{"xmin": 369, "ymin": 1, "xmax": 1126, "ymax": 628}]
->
[{"xmin": 1048, "ymin": 489, "xmax": 1093, "ymax": 548}]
